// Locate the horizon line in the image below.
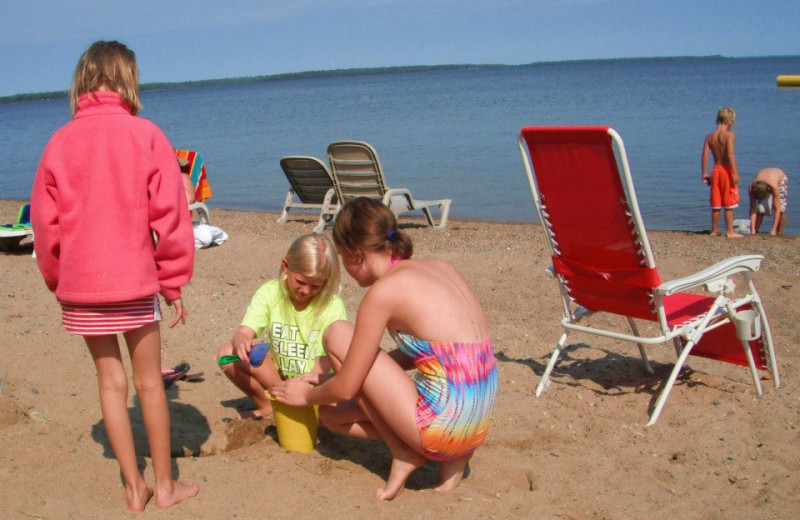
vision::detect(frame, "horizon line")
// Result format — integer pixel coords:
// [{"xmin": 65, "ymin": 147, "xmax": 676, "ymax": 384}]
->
[{"xmin": 2, "ymin": 54, "xmax": 797, "ymax": 103}]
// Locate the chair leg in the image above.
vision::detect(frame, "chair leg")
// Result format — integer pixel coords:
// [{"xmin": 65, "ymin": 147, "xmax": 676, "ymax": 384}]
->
[
  {"xmin": 189, "ymin": 202, "xmax": 211, "ymax": 225},
  {"xmin": 647, "ymin": 338, "xmax": 697, "ymax": 426},
  {"xmin": 740, "ymin": 338, "xmax": 763, "ymax": 395},
  {"xmin": 277, "ymin": 190, "xmax": 295, "ymax": 224},
  {"xmin": 421, "ymin": 207, "xmax": 435, "ymax": 227},
  {"xmin": 750, "ymin": 298, "xmax": 781, "ymax": 389},
  {"xmin": 312, "ymin": 215, "xmax": 326, "ymax": 234},
  {"xmin": 626, "ymin": 317, "xmax": 653, "ymax": 374},
  {"xmin": 536, "ymin": 331, "xmax": 569, "ymax": 396},
  {"xmin": 432, "ymin": 200, "xmax": 451, "ymax": 230}
]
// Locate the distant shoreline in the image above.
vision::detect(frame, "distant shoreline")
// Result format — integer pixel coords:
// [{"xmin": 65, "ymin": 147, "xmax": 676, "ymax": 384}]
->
[{"xmin": 3, "ymin": 54, "xmax": 791, "ymax": 104}]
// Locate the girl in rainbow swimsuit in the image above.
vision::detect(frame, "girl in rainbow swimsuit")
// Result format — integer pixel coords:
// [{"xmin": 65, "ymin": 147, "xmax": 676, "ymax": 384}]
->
[{"xmin": 270, "ymin": 197, "xmax": 498, "ymax": 500}]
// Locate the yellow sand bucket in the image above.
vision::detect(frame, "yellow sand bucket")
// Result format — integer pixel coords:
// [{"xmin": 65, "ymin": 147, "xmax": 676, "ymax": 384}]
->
[{"xmin": 270, "ymin": 397, "xmax": 319, "ymax": 453}]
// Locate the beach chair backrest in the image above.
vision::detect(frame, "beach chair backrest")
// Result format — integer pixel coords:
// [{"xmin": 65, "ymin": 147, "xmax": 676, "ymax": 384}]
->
[
  {"xmin": 327, "ymin": 141, "xmax": 389, "ymax": 203},
  {"xmin": 519, "ymin": 126, "xmax": 661, "ymax": 320},
  {"xmin": 280, "ymin": 156, "xmax": 336, "ymax": 205}
]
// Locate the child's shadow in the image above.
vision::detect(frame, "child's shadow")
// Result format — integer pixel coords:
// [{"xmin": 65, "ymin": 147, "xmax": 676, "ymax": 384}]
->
[{"xmin": 91, "ymin": 384, "xmax": 211, "ymax": 479}]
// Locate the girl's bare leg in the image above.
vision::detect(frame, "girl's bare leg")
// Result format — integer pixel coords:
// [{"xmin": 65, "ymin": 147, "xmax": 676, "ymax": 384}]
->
[
  {"xmin": 125, "ymin": 323, "xmax": 198, "ymax": 508},
  {"xmin": 323, "ymin": 321, "xmax": 427, "ymax": 500},
  {"xmin": 217, "ymin": 343, "xmax": 275, "ymax": 418},
  {"xmin": 436, "ymin": 453, "xmax": 472, "ymax": 491},
  {"xmin": 319, "ymin": 400, "xmax": 380, "ymax": 439},
  {"xmin": 85, "ymin": 334, "xmax": 153, "ymax": 512}
]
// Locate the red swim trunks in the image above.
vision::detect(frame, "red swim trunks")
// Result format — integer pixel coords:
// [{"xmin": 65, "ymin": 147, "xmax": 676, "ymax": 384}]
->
[{"xmin": 710, "ymin": 164, "xmax": 739, "ymax": 209}]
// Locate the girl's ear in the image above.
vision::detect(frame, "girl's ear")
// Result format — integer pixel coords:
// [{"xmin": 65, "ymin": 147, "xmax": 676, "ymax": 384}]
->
[{"xmin": 281, "ymin": 258, "xmax": 289, "ymax": 271}]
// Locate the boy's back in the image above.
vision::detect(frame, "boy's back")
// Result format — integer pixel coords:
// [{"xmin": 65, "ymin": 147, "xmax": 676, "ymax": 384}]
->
[{"xmin": 704, "ymin": 126, "xmax": 735, "ymax": 167}]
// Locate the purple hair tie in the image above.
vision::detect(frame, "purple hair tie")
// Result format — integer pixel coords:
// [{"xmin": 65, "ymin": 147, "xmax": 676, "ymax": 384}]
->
[{"xmin": 387, "ymin": 230, "xmax": 396, "ymax": 240}]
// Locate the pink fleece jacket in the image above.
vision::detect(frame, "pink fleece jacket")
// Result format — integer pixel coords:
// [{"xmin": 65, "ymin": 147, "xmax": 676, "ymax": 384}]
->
[{"xmin": 31, "ymin": 91, "xmax": 194, "ymax": 303}]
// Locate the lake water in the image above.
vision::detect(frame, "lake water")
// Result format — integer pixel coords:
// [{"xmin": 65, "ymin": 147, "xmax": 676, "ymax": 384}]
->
[{"xmin": 2, "ymin": 56, "xmax": 799, "ymax": 234}]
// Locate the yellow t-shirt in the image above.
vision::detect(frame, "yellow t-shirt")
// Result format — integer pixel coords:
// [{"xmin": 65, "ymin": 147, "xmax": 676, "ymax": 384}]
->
[{"xmin": 240, "ymin": 279, "xmax": 347, "ymax": 378}]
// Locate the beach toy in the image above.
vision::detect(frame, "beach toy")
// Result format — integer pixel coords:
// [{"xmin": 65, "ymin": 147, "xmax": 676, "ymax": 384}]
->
[
  {"xmin": 270, "ymin": 396, "xmax": 320, "ymax": 453},
  {"xmin": 248, "ymin": 343, "xmax": 270, "ymax": 366},
  {"xmin": 217, "ymin": 354, "xmax": 241, "ymax": 366},
  {"xmin": 217, "ymin": 342, "xmax": 271, "ymax": 367}
]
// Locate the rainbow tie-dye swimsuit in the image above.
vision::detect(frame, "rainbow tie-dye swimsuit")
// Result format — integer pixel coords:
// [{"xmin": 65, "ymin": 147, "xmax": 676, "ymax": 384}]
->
[{"xmin": 394, "ymin": 331, "xmax": 498, "ymax": 461}]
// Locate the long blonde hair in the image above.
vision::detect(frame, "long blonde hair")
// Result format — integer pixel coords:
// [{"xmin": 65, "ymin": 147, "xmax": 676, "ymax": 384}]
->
[
  {"xmin": 69, "ymin": 41, "xmax": 142, "ymax": 116},
  {"xmin": 279, "ymin": 234, "xmax": 341, "ymax": 321}
]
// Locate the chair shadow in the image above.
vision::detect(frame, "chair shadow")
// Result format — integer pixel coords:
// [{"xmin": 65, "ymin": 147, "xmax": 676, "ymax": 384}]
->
[
  {"xmin": 91, "ymin": 383, "xmax": 211, "ymax": 481},
  {"xmin": 0, "ymin": 238, "xmax": 33, "ymax": 255},
  {"xmin": 496, "ymin": 343, "xmax": 715, "ymax": 416}
]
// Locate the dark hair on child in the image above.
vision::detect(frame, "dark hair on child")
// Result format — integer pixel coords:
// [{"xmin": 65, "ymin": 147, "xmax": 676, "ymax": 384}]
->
[
  {"xmin": 333, "ymin": 197, "xmax": 413, "ymax": 260},
  {"xmin": 750, "ymin": 180, "xmax": 771, "ymax": 199}
]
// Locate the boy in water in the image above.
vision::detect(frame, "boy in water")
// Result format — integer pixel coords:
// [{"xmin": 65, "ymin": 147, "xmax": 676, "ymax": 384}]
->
[
  {"xmin": 701, "ymin": 107, "xmax": 742, "ymax": 237},
  {"xmin": 749, "ymin": 167, "xmax": 789, "ymax": 235}
]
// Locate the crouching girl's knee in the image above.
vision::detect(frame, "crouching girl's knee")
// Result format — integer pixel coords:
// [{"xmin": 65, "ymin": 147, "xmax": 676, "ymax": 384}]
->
[{"xmin": 322, "ymin": 320, "xmax": 354, "ymax": 357}]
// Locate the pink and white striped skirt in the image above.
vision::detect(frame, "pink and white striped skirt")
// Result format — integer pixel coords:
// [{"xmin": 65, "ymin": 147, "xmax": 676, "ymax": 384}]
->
[{"xmin": 60, "ymin": 295, "xmax": 162, "ymax": 336}]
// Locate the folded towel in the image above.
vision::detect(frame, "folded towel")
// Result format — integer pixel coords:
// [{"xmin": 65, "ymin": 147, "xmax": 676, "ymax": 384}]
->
[{"xmin": 193, "ymin": 223, "xmax": 228, "ymax": 249}]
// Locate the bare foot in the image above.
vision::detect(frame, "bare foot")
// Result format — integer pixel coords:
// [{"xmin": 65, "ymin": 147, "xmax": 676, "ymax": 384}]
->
[
  {"xmin": 710, "ymin": 231, "xmax": 723, "ymax": 236},
  {"xmin": 726, "ymin": 231, "xmax": 744, "ymax": 238},
  {"xmin": 435, "ymin": 455, "xmax": 471, "ymax": 492},
  {"xmin": 375, "ymin": 451, "xmax": 427, "ymax": 500},
  {"xmin": 125, "ymin": 483, "xmax": 154, "ymax": 512},
  {"xmin": 155, "ymin": 480, "xmax": 199, "ymax": 509}
]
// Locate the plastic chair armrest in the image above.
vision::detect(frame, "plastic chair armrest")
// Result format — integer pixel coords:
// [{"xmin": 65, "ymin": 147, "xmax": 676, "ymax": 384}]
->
[{"xmin": 656, "ymin": 254, "xmax": 763, "ymax": 296}]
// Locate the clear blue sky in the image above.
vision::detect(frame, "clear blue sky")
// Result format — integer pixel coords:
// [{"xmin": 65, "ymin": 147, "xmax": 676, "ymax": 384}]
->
[{"xmin": 2, "ymin": 0, "xmax": 798, "ymax": 97}]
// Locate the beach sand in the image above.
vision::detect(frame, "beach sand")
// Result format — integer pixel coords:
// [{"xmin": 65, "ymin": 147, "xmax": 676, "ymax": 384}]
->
[{"xmin": 1, "ymin": 200, "xmax": 798, "ymax": 520}]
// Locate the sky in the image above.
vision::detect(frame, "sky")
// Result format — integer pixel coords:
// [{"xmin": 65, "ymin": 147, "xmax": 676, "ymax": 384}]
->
[{"xmin": 1, "ymin": 0, "xmax": 799, "ymax": 97}]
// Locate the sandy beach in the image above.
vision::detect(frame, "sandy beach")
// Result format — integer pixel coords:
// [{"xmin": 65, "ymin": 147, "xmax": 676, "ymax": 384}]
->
[{"xmin": 1, "ymin": 199, "xmax": 798, "ymax": 520}]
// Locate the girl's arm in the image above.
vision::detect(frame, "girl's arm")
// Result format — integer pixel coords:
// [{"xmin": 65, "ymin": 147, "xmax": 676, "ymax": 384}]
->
[
  {"xmin": 272, "ymin": 286, "xmax": 392, "ymax": 406},
  {"xmin": 30, "ymin": 156, "xmax": 61, "ymax": 291},
  {"xmin": 230, "ymin": 325, "xmax": 257, "ymax": 361},
  {"xmin": 148, "ymin": 129, "xmax": 194, "ymax": 302}
]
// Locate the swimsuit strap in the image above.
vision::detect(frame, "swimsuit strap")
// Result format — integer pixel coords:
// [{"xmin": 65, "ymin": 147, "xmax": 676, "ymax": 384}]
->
[{"xmin": 388, "ymin": 254, "xmax": 403, "ymax": 268}]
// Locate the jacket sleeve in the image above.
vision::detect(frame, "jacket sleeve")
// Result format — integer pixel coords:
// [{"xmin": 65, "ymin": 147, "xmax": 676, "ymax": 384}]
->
[
  {"xmin": 147, "ymin": 129, "xmax": 195, "ymax": 302},
  {"xmin": 30, "ymin": 149, "xmax": 61, "ymax": 293}
]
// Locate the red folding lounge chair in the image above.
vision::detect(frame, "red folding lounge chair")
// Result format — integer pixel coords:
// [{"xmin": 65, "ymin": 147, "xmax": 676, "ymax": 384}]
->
[{"xmin": 517, "ymin": 126, "xmax": 780, "ymax": 426}]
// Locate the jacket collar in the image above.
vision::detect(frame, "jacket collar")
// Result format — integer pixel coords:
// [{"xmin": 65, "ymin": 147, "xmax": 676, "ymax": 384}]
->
[{"xmin": 74, "ymin": 91, "xmax": 134, "ymax": 118}]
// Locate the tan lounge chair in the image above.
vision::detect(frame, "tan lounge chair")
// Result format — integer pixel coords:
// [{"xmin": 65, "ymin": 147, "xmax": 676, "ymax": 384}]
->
[
  {"xmin": 327, "ymin": 141, "xmax": 451, "ymax": 229},
  {"xmin": 277, "ymin": 156, "xmax": 340, "ymax": 233}
]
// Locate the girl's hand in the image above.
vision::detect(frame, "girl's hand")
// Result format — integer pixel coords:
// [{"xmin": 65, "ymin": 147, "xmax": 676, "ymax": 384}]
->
[
  {"xmin": 270, "ymin": 378, "xmax": 313, "ymax": 406},
  {"xmin": 166, "ymin": 297, "xmax": 188, "ymax": 328},
  {"xmin": 233, "ymin": 338, "xmax": 258, "ymax": 365}
]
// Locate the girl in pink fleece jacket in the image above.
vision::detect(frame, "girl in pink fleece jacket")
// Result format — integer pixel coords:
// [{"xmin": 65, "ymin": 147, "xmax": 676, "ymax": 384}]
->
[{"xmin": 31, "ymin": 41, "xmax": 198, "ymax": 511}]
